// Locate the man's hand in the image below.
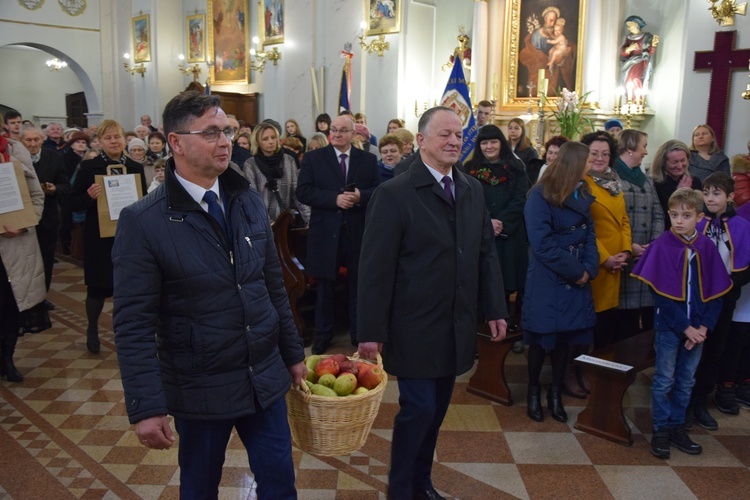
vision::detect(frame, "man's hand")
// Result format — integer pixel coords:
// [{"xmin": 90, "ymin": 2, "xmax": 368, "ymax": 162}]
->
[
  {"xmin": 1, "ymin": 225, "xmax": 27, "ymax": 238},
  {"xmin": 488, "ymin": 319, "xmax": 507, "ymax": 342},
  {"xmin": 350, "ymin": 187, "xmax": 361, "ymax": 204},
  {"xmin": 336, "ymin": 192, "xmax": 356, "ymax": 209},
  {"xmin": 135, "ymin": 415, "xmax": 175, "ymax": 450},
  {"xmin": 288, "ymin": 361, "xmax": 307, "ymax": 390},
  {"xmin": 358, "ymin": 341, "xmax": 381, "ymax": 360},
  {"xmin": 575, "ymin": 270, "xmax": 590, "ymax": 285},
  {"xmin": 491, "ymin": 219, "xmax": 503, "ymax": 237},
  {"xmin": 42, "ymin": 182, "xmax": 56, "ymax": 195}
]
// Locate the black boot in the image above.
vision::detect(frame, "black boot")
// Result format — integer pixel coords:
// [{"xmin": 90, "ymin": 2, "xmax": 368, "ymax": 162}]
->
[
  {"xmin": 714, "ymin": 383, "xmax": 740, "ymax": 415},
  {"xmin": 650, "ymin": 428, "xmax": 670, "ymax": 459},
  {"xmin": 0, "ymin": 336, "xmax": 23, "ymax": 382},
  {"xmin": 692, "ymin": 397, "xmax": 718, "ymax": 430},
  {"xmin": 547, "ymin": 385, "xmax": 568, "ymax": 422},
  {"xmin": 527, "ymin": 385, "xmax": 544, "ymax": 422},
  {"xmin": 85, "ymin": 296, "xmax": 103, "ymax": 354}
]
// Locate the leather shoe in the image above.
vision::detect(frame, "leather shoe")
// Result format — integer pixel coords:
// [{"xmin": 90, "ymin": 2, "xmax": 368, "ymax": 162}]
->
[
  {"xmin": 43, "ymin": 300, "xmax": 55, "ymax": 311},
  {"xmin": 527, "ymin": 385, "xmax": 544, "ymax": 422},
  {"xmin": 311, "ymin": 336, "xmax": 331, "ymax": 355},
  {"xmin": 563, "ymin": 366, "xmax": 587, "ymax": 399},
  {"xmin": 413, "ymin": 487, "xmax": 445, "ymax": 500}
]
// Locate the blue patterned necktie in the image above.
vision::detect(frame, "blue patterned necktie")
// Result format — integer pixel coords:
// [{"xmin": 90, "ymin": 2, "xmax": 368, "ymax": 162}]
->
[{"xmin": 202, "ymin": 190, "xmax": 229, "ymax": 239}]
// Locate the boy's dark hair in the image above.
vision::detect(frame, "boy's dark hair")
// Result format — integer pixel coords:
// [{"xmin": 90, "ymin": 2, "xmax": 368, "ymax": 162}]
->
[
  {"xmin": 668, "ymin": 187, "xmax": 704, "ymax": 212},
  {"xmin": 3, "ymin": 110, "xmax": 21, "ymax": 122},
  {"xmin": 702, "ymin": 171, "xmax": 734, "ymax": 195}
]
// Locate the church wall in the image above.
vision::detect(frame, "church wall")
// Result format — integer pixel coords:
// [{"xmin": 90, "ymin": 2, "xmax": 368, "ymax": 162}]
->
[
  {"xmin": 0, "ymin": 46, "xmax": 83, "ymax": 124},
  {"xmin": 0, "ymin": 0, "xmax": 103, "ymax": 123},
  {"xmin": 677, "ymin": 1, "xmax": 749, "ymax": 157}
]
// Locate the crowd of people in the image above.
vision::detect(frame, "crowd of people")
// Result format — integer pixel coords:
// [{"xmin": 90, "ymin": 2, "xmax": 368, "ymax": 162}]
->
[{"xmin": 2, "ymin": 94, "xmax": 750, "ymax": 497}]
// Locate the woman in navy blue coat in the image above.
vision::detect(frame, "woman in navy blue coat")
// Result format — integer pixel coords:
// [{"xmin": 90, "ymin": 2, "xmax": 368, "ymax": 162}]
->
[{"xmin": 522, "ymin": 142, "xmax": 599, "ymax": 423}]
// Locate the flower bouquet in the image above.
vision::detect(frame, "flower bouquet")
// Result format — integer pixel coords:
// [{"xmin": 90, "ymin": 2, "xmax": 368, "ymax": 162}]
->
[{"xmin": 542, "ymin": 88, "xmax": 593, "ymax": 140}]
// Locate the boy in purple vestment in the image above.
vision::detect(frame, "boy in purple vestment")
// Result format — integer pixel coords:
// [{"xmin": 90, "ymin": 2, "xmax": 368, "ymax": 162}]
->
[
  {"xmin": 631, "ymin": 188, "xmax": 731, "ymax": 459},
  {"xmin": 691, "ymin": 172, "xmax": 750, "ymax": 428}
]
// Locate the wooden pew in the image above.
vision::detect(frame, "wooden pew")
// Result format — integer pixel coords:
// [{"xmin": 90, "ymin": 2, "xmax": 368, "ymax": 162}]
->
[
  {"xmin": 271, "ymin": 210, "xmax": 309, "ymax": 344},
  {"xmin": 574, "ymin": 329, "xmax": 656, "ymax": 446},
  {"xmin": 466, "ymin": 324, "xmax": 524, "ymax": 405}
]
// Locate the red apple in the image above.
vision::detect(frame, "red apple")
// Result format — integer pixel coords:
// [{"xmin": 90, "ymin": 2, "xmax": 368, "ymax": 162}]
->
[
  {"xmin": 358, "ymin": 366, "xmax": 383, "ymax": 390},
  {"xmin": 355, "ymin": 361, "xmax": 373, "ymax": 375},
  {"xmin": 314, "ymin": 358, "xmax": 340, "ymax": 378}
]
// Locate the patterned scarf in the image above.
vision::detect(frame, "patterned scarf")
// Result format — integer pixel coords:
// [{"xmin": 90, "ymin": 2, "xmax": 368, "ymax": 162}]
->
[
  {"xmin": 588, "ymin": 167, "xmax": 621, "ymax": 196},
  {"xmin": 100, "ymin": 151, "xmax": 128, "ymax": 165}
]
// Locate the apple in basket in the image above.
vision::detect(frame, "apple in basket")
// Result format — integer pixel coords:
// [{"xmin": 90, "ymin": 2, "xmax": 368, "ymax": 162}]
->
[
  {"xmin": 314, "ymin": 358, "xmax": 340, "ymax": 378},
  {"xmin": 357, "ymin": 365, "xmax": 383, "ymax": 390}
]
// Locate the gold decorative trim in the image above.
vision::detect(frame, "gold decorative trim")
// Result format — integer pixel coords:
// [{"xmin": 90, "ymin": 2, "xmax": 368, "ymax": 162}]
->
[
  {"xmin": 18, "ymin": 0, "xmax": 45, "ymax": 11},
  {"xmin": 57, "ymin": 0, "xmax": 86, "ymax": 16},
  {"xmin": 0, "ymin": 18, "xmax": 99, "ymax": 32}
]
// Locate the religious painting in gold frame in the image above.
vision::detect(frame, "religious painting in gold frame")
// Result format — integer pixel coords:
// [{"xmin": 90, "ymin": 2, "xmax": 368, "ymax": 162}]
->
[
  {"xmin": 259, "ymin": 0, "xmax": 285, "ymax": 47},
  {"xmin": 132, "ymin": 14, "xmax": 151, "ymax": 63},
  {"xmin": 186, "ymin": 13, "xmax": 206, "ymax": 63},
  {"xmin": 208, "ymin": 0, "xmax": 249, "ymax": 85},
  {"xmin": 364, "ymin": 0, "xmax": 401, "ymax": 36},
  {"xmin": 501, "ymin": 0, "xmax": 586, "ymax": 110}
]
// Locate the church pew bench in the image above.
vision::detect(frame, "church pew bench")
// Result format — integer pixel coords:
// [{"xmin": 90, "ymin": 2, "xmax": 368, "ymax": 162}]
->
[
  {"xmin": 466, "ymin": 325, "xmax": 524, "ymax": 406},
  {"xmin": 574, "ymin": 329, "xmax": 656, "ymax": 446}
]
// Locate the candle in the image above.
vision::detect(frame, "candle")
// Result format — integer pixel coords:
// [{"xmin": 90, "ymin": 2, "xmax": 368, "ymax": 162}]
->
[
  {"xmin": 539, "ymin": 78, "xmax": 548, "ymax": 96},
  {"xmin": 538, "ymin": 69, "xmax": 545, "ymax": 85}
]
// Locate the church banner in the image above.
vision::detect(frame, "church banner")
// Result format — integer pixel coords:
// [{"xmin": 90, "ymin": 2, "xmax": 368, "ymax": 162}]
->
[{"xmin": 440, "ymin": 59, "xmax": 477, "ymax": 164}]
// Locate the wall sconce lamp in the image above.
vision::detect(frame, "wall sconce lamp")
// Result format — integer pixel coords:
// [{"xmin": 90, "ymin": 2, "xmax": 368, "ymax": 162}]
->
[
  {"xmin": 359, "ymin": 21, "xmax": 389, "ymax": 56},
  {"xmin": 249, "ymin": 36, "xmax": 282, "ymax": 73},
  {"xmin": 123, "ymin": 53, "xmax": 147, "ymax": 77},
  {"xmin": 178, "ymin": 54, "xmax": 203, "ymax": 81},
  {"xmin": 45, "ymin": 58, "xmax": 68, "ymax": 71}
]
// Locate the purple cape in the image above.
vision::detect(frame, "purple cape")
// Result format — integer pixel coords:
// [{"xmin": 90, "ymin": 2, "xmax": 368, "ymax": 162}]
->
[
  {"xmin": 697, "ymin": 214, "xmax": 750, "ymax": 271},
  {"xmin": 631, "ymin": 229, "xmax": 732, "ymax": 301}
]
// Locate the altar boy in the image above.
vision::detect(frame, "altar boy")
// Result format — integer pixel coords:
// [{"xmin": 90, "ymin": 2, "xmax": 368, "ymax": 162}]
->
[{"xmin": 631, "ymin": 188, "xmax": 731, "ymax": 459}]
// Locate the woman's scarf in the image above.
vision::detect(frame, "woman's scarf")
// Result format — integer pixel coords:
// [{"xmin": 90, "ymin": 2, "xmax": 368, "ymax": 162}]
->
[
  {"xmin": 613, "ymin": 156, "xmax": 647, "ymax": 188},
  {"xmin": 588, "ymin": 167, "xmax": 622, "ymax": 196},
  {"xmin": 253, "ymin": 150, "xmax": 285, "ymax": 191},
  {"xmin": 0, "ymin": 135, "xmax": 10, "ymax": 162},
  {"xmin": 101, "ymin": 151, "xmax": 128, "ymax": 164}
]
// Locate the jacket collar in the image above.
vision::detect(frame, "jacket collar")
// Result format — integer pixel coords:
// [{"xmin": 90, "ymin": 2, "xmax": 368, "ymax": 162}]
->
[
  {"xmin": 165, "ymin": 157, "xmax": 250, "ymax": 212},
  {"xmin": 410, "ymin": 155, "xmax": 469, "ymax": 207}
]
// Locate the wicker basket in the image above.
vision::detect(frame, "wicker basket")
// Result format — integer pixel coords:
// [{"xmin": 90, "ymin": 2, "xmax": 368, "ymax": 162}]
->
[{"xmin": 286, "ymin": 354, "xmax": 388, "ymax": 456}]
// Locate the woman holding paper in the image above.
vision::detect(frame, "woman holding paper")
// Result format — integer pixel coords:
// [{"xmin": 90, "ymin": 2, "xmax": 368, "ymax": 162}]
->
[
  {"xmin": 0, "ymin": 134, "xmax": 46, "ymax": 382},
  {"xmin": 70, "ymin": 120, "xmax": 146, "ymax": 354}
]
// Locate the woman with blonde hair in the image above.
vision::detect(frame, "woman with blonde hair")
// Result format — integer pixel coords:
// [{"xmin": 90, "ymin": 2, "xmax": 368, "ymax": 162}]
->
[
  {"xmin": 392, "ymin": 127, "xmax": 415, "ymax": 159},
  {"xmin": 522, "ymin": 141, "xmax": 598, "ymax": 422},
  {"xmin": 243, "ymin": 122, "xmax": 309, "ymax": 224},
  {"xmin": 651, "ymin": 139, "xmax": 702, "ymax": 229},
  {"xmin": 306, "ymin": 132, "xmax": 329, "ymax": 152},
  {"xmin": 689, "ymin": 124, "xmax": 729, "ymax": 182},
  {"xmin": 70, "ymin": 119, "xmax": 147, "ymax": 353}
]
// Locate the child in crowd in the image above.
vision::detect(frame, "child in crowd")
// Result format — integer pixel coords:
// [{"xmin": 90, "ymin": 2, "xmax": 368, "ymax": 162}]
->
[
  {"xmin": 147, "ymin": 158, "xmax": 166, "ymax": 193},
  {"xmin": 377, "ymin": 134, "xmax": 404, "ymax": 181},
  {"xmin": 720, "ymin": 200, "xmax": 750, "ymax": 411},
  {"xmin": 691, "ymin": 172, "xmax": 750, "ymax": 427},
  {"xmin": 631, "ymin": 187, "xmax": 731, "ymax": 459}
]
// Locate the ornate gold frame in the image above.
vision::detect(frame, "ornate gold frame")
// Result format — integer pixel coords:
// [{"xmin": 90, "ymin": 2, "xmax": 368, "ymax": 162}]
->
[
  {"xmin": 501, "ymin": 0, "xmax": 587, "ymax": 111},
  {"xmin": 259, "ymin": 0, "xmax": 285, "ymax": 47},
  {"xmin": 132, "ymin": 14, "xmax": 151, "ymax": 64},
  {"xmin": 207, "ymin": 0, "xmax": 249, "ymax": 85},
  {"xmin": 364, "ymin": 0, "xmax": 402, "ymax": 37},
  {"xmin": 186, "ymin": 13, "xmax": 206, "ymax": 63}
]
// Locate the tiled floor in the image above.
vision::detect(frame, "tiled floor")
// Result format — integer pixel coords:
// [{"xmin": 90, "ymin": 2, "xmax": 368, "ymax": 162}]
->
[{"xmin": 1, "ymin": 260, "xmax": 749, "ymax": 499}]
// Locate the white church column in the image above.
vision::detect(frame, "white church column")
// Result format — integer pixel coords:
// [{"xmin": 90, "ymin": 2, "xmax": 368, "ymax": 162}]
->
[{"xmin": 471, "ymin": 0, "xmax": 489, "ymax": 101}]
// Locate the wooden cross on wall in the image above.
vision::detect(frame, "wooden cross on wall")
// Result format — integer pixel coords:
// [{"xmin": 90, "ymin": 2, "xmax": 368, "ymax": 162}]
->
[{"xmin": 694, "ymin": 30, "xmax": 750, "ymax": 150}]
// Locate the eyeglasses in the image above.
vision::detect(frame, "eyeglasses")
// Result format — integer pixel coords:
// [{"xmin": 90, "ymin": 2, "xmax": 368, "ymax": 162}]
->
[
  {"xmin": 329, "ymin": 127, "xmax": 352, "ymax": 134},
  {"xmin": 589, "ymin": 152, "xmax": 611, "ymax": 159},
  {"xmin": 174, "ymin": 127, "xmax": 235, "ymax": 142}
]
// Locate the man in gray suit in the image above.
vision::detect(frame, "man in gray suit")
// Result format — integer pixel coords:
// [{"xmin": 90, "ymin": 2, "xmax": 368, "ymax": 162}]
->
[{"xmin": 357, "ymin": 106, "xmax": 507, "ymax": 500}]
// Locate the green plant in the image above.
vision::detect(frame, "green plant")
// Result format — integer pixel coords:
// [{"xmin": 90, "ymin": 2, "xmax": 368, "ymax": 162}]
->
[{"xmin": 542, "ymin": 88, "xmax": 593, "ymax": 140}]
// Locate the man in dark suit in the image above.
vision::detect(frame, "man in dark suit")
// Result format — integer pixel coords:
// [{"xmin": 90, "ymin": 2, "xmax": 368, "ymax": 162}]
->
[
  {"xmin": 358, "ymin": 107, "xmax": 508, "ymax": 500},
  {"xmin": 21, "ymin": 125, "xmax": 70, "ymax": 307},
  {"xmin": 296, "ymin": 114, "xmax": 381, "ymax": 354}
]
